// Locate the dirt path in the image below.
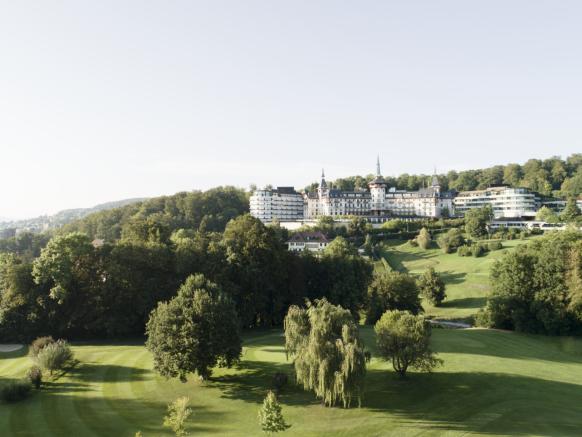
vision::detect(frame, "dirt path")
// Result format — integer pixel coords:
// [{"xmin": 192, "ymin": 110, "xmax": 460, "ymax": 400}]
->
[{"xmin": 429, "ymin": 320, "xmax": 472, "ymax": 329}]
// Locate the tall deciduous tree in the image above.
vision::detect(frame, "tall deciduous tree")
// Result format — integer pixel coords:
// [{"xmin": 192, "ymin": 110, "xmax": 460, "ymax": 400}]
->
[
  {"xmin": 146, "ymin": 274, "xmax": 241, "ymax": 381},
  {"xmin": 561, "ymin": 198, "xmax": 581, "ymax": 223},
  {"xmin": 222, "ymin": 214, "xmax": 288, "ymax": 327},
  {"xmin": 366, "ymin": 271, "xmax": 422, "ymax": 324},
  {"xmin": 464, "ymin": 206, "xmax": 493, "ymax": 239},
  {"xmin": 320, "ymin": 237, "xmax": 373, "ymax": 316},
  {"xmin": 535, "ymin": 206, "xmax": 560, "ymax": 223},
  {"xmin": 374, "ymin": 310, "xmax": 442, "ymax": 378},
  {"xmin": 418, "ymin": 268, "xmax": 446, "ymax": 306},
  {"xmin": 284, "ymin": 299, "xmax": 367, "ymax": 408}
]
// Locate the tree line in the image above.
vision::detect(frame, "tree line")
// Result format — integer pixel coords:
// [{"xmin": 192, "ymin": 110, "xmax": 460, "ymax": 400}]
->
[
  {"xmin": 311, "ymin": 154, "xmax": 582, "ymax": 198},
  {"xmin": 477, "ymin": 230, "xmax": 582, "ymax": 335},
  {"xmin": 0, "ymin": 214, "xmax": 373, "ymax": 341}
]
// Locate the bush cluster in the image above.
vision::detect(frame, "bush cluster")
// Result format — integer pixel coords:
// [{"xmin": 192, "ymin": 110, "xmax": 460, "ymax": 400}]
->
[
  {"xmin": 33, "ymin": 339, "xmax": 73, "ymax": 375},
  {"xmin": 458, "ymin": 241, "xmax": 503, "ymax": 257},
  {"xmin": 26, "ymin": 366, "xmax": 43, "ymax": 389},
  {"xmin": 29, "ymin": 336, "xmax": 55, "ymax": 358}
]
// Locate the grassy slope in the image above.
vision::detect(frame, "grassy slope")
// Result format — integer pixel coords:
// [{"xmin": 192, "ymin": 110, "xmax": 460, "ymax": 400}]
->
[
  {"xmin": 2, "ymin": 328, "xmax": 582, "ymax": 436},
  {"xmin": 378, "ymin": 239, "xmax": 530, "ymax": 320}
]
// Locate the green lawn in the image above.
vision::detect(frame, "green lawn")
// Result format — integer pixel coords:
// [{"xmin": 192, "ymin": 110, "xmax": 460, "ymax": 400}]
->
[
  {"xmin": 2, "ymin": 327, "xmax": 582, "ymax": 436},
  {"xmin": 378, "ymin": 239, "xmax": 531, "ymax": 321}
]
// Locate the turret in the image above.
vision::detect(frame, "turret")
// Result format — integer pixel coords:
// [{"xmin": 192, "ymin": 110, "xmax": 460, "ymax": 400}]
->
[
  {"xmin": 318, "ymin": 168, "xmax": 329, "ymax": 198},
  {"xmin": 431, "ymin": 167, "xmax": 440, "ymax": 194},
  {"xmin": 369, "ymin": 156, "xmax": 386, "ymax": 214}
]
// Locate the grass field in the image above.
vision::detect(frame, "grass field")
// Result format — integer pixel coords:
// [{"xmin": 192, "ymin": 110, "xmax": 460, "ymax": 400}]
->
[
  {"xmin": 2, "ymin": 327, "xmax": 582, "ymax": 436},
  {"xmin": 377, "ymin": 239, "xmax": 531, "ymax": 321}
]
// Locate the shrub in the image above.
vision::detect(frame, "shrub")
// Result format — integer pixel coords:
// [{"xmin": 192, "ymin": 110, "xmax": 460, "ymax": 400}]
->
[
  {"xmin": 26, "ymin": 366, "xmax": 43, "ymax": 389},
  {"xmin": 272, "ymin": 372, "xmax": 288, "ymax": 394},
  {"xmin": 29, "ymin": 336, "xmax": 55, "ymax": 358},
  {"xmin": 457, "ymin": 246, "xmax": 471, "ymax": 257},
  {"xmin": 34, "ymin": 339, "xmax": 73, "ymax": 375},
  {"xmin": 163, "ymin": 396, "xmax": 193, "ymax": 437},
  {"xmin": 416, "ymin": 228, "xmax": 432, "ymax": 250},
  {"xmin": 488, "ymin": 241, "xmax": 503, "ymax": 251},
  {"xmin": 437, "ymin": 228, "xmax": 464, "ymax": 253},
  {"xmin": 0, "ymin": 380, "xmax": 32, "ymax": 403},
  {"xmin": 472, "ymin": 245, "xmax": 485, "ymax": 257},
  {"xmin": 474, "ymin": 309, "xmax": 492, "ymax": 328}
]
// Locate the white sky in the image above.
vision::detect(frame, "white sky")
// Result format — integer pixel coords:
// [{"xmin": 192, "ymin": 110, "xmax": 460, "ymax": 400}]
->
[{"xmin": 1, "ymin": 1, "xmax": 581, "ymax": 218}]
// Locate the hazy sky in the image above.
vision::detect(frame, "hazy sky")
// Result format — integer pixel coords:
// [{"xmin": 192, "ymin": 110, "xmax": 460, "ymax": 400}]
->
[{"xmin": 1, "ymin": 1, "xmax": 581, "ymax": 218}]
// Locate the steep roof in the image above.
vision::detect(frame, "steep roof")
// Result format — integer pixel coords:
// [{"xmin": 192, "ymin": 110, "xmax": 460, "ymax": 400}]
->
[{"xmin": 288, "ymin": 231, "xmax": 329, "ymax": 243}]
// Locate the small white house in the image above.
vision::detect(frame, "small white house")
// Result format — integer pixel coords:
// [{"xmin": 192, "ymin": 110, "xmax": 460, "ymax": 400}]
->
[{"xmin": 287, "ymin": 231, "xmax": 330, "ymax": 252}]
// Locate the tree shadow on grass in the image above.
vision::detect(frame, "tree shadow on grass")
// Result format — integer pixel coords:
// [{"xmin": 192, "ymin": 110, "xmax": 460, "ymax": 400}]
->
[
  {"xmin": 213, "ymin": 360, "xmax": 319, "ymax": 407},
  {"xmin": 362, "ymin": 369, "xmax": 582, "ymax": 436},
  {"xmin": 433, "ymin": 329, "xmax": 582, "ymax": 364},
  {"xmin": 439, "ymin": 296, "xmax": 486, "ymax": 309},
  {"xmin": 439, "ymin": 271, "xmax": 468, "ymax": 285},
  {"xmin": 385, "ymin": 249, "xmax": 439, "ymax": 273},
  {"xmin": 67, "ymin": 363, "xmax": 151, "ymax": 383},
  {"xmin": 36, "ymin": 391, "xmax": 224, "ymax": 436}
]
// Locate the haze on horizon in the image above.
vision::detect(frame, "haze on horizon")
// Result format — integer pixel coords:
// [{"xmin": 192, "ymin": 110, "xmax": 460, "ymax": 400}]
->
[{"xmin": 1, "ymin": 1, "xmax": 581, "ymax": 219}]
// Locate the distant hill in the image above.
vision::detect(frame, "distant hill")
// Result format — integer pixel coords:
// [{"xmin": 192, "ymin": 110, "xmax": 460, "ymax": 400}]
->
[{"xmin": 0, "ymin": 198, "xmax": 147, "ymax": 234}]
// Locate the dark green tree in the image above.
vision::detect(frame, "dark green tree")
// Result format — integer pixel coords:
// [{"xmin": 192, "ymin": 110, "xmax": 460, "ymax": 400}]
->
[
  {"xmin": 320, "ymin": 237, "xmax": 373, "ymax": 316},
  {"xmin": 418, "ymin": 268, "xmax": 446, "ymax": 306},
  {"xmin": 464, "ymin": 206, "xmax": 493, "ymax": 239},
  {"xmin": 437, "ymin": 228, "xmax": 465, "ymax": 253},
  {"xmin": 374, "ymin": 310, "xmax": 442, "ymax": 378},
  {"xmin": 222, "ymin": 214, "xmax": 288, "ymax": 327},
  {"xmin": 366, "ymin": 271, "xmax": 422, "ymax": 324},
  {"xmin": 561, "ymin": 198, "xmax": 581, "ymax": 223},
  {"xmin": 146, "ymin": 274, "xmax": 241, "ymax": 381},
  {"xmin": 483, "ymin": 232, "xmax": 582, "ymax": 334}
]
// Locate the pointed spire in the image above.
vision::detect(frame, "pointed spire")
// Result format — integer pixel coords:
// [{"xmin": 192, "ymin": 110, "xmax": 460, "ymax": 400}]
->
[
  {"xmin": 320, "ymin": 168, "xmax": 327, "ymax": 189},
  {"xmin": 431, "ymin": 166, "xmax": 440, "ymax": 187},
  {"xmin": 376, "ymin": 155, "xmax": 381, "ymax": 176}
]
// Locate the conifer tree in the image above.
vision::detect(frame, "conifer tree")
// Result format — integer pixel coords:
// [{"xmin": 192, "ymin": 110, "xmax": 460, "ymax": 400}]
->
[{"xmin": 258, "ymin": 390, "xmax": 290, "ymax": 435}]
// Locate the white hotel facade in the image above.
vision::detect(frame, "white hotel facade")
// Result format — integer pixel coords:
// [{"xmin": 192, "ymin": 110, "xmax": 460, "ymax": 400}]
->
[
  {"xmin": 249, "ymin": 186, "xmax": 304, "ymax": 223},
  {"xmin": 249, "ymin": 158, "xmax": 562, "ymax": 224},
  {"xmin": 453, "ymin": 187, "xmax": 537, "ymax": 218},
  {"xmin": 250, "ymin": 159, "xmax": 454, "ymax": 223}
]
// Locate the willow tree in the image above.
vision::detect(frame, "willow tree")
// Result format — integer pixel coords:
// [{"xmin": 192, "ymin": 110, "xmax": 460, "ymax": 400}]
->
[{"xmin": 284, "ymin": 299, "xmax": 367, "ymax": 408}]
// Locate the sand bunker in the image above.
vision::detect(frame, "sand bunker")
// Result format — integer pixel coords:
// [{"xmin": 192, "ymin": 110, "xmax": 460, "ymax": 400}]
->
[{"xmin": 0, "ymin": 344, "xmax": 24, "ymax": 353}]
